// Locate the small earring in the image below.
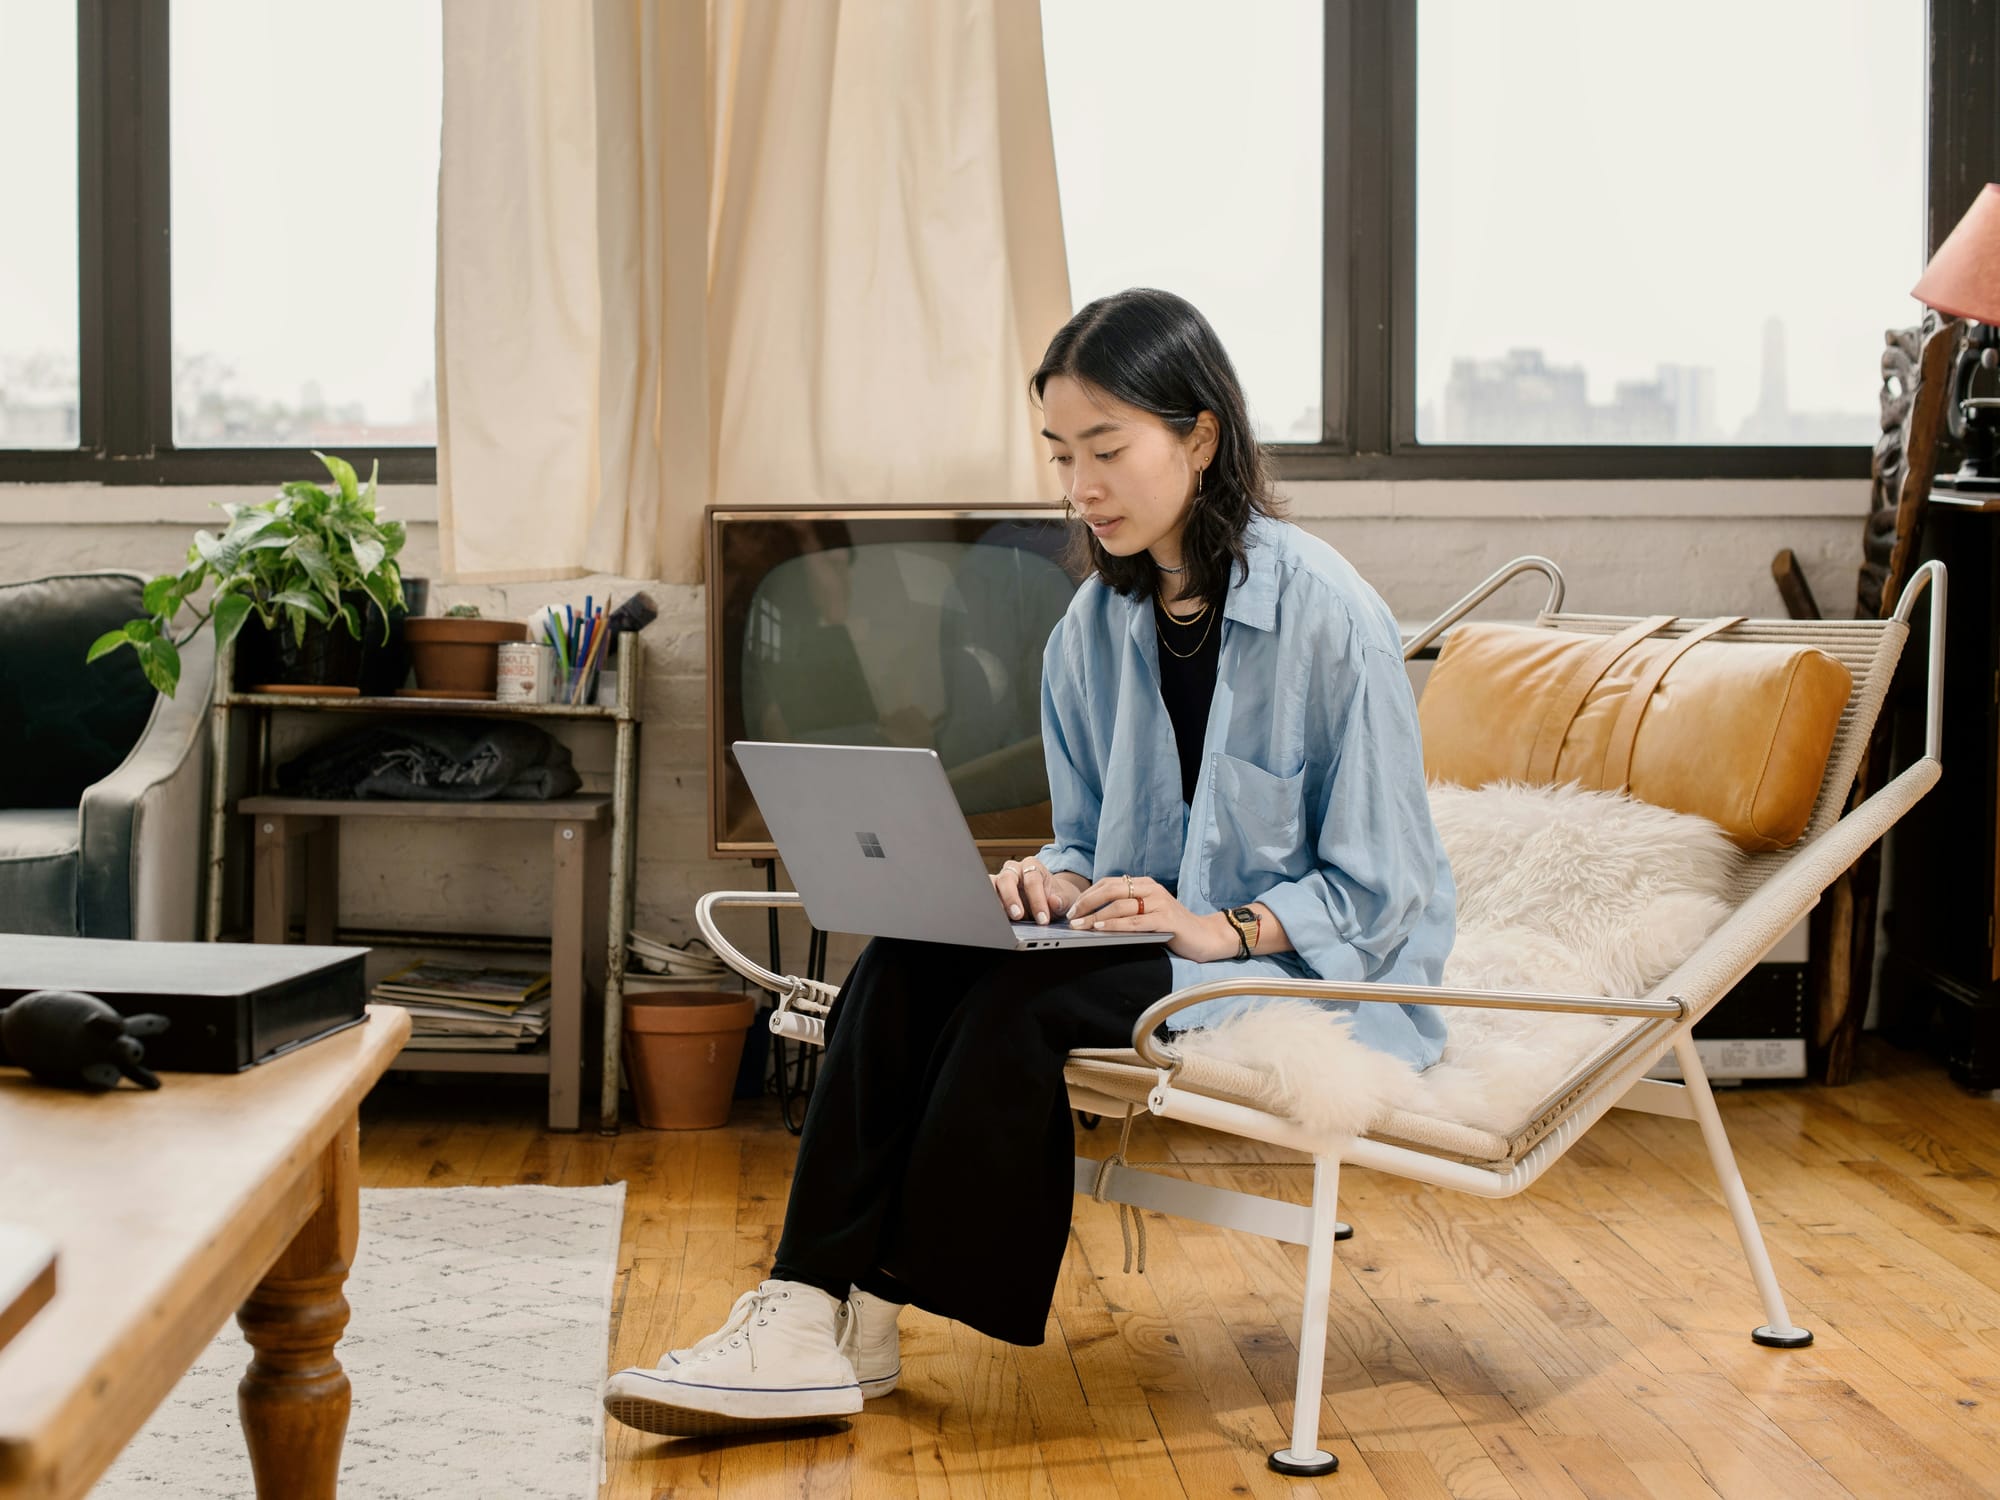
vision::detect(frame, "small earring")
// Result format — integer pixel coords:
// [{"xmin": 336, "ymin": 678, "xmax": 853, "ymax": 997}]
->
[{"xmin": 1195, "ymin": 467, "xmax": 1205, "ymax": 498}]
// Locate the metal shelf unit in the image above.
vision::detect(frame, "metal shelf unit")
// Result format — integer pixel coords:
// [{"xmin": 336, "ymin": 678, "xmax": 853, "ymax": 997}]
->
[{"xmin": 203, "ymin": 642, "xmax": 643, "ymax": 1132}]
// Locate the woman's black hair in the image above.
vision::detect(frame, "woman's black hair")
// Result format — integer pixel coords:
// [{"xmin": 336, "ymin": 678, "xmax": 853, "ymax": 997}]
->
[{"xmin": 1031, "ymin": 288, "xmax": 1282, "ymax": 606}]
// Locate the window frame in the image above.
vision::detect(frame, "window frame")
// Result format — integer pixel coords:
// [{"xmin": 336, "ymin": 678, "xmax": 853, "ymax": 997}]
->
[
  {"xmin": 0, "ymin": 0, "xmax": 436, "ymax": 485},
  {"xmin": 3, "ymin": 1, "xmax": 1988, "ymax": 488}
]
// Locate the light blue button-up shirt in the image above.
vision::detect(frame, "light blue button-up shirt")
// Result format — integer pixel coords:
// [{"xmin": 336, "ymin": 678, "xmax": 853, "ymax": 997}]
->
[{"xmin": 1033, "ymin": 513, "xmax": 1454, "ymax": 1069}]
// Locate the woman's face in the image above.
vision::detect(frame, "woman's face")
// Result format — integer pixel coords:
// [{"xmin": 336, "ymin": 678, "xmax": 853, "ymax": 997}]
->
[{"xmin": 1039, "ymin": 375, "xmax": 1216, "ymax": 571}]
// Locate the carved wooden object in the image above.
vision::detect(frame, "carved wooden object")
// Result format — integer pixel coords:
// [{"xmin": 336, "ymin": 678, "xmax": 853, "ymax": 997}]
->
[{"xmin": 1808, "ymin": 317, "xmax": 1958, "ymax": 1083}]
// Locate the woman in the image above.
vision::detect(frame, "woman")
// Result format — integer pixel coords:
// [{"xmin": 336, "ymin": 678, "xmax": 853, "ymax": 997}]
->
[{"xmin": 602, "ymin": 289, "xmax": 1455, "ymax": 1436}]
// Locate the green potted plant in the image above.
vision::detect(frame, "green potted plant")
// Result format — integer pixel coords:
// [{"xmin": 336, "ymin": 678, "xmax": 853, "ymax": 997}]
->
[{"xmin": 86, "ymin": 451, "xmax": 405, "ymax": 698}]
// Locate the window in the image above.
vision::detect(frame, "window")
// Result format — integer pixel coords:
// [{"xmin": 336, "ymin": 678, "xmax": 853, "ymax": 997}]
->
[
  {"xmin": 1042, "ymin": 0, "xmax": 1325, "ymax": 444},
  {"xmin": 3, "ymin": 1, "xmax": 1985, "ymax": 486},
  {"xmin": 0, "ymin": 0, "xmax": 81, "ymax": 449},
  {"xmin": 1414, "ymin": 0, "xmax": 1926, "ymax": 447},
  {"xmin": 169, "ymin": 0, "xmax": 440, "ymax": 448}
]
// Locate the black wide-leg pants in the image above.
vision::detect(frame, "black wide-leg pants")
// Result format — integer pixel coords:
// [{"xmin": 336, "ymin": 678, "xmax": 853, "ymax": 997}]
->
[{"xmin": 770, "ymin": 936, "xmax": 1174, "ymax": 1346}]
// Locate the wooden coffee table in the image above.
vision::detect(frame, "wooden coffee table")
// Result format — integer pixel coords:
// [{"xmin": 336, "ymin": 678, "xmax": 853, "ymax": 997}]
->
[{"xmin": 0, "ymin": 1003, "xmax": 411, "ymax": 1500}]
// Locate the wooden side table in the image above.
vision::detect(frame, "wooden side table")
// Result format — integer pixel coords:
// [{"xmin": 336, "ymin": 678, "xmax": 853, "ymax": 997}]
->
[
  {"xmin": 243, "ymin": 794, "xmax": 609, "ymax": 1130},
  {"xmin": 0, "ymin": 1003, "xmax": 412, "ymax": 1500},
  {"xmin": 0, "ymin": 1228, "xmax": 54, "ymax": 1358}
]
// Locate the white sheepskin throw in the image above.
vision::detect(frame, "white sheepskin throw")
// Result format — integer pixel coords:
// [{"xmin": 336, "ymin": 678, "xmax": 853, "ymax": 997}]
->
[{"xmin": 1174, "ymin": 781, "xmax": 1744, "ymax": 1140}]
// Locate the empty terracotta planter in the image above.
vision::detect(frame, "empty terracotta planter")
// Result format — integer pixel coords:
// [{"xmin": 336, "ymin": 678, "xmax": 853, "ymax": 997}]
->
[
  {"xmin": 623, "ymin": 989, "xmax": 759, "ymax": 1130},
  {"xmin": 402, "ymin": 617, "xmax": 528, "ymax": 695}
]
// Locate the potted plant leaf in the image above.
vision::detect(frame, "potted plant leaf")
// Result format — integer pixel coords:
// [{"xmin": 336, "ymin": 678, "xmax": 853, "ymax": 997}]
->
[{"xmin": 85, "ymin": 451, "xmax": 406, "ymax": 698}]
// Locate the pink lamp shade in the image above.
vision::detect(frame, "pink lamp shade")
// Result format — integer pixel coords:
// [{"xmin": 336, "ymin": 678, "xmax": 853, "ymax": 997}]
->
[{"xmin": 1913, "ymin": 184, "xmax": 2000, "ymax": 324}]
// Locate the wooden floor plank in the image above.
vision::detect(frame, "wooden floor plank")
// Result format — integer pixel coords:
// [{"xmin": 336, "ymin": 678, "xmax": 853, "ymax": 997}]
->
[{"xmin": 346, "ymin": 1037, "xmax": 2000, "ymax": 1499}]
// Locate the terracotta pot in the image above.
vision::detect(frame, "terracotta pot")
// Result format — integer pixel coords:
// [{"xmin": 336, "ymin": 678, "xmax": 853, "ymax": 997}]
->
[
  {"xmin": 402, "ymin": 617, "xmax": 528, "ymax": 694},
  {"xmin": 623, "ymin": 990, "xmax": 758, "ymax": 1130}
]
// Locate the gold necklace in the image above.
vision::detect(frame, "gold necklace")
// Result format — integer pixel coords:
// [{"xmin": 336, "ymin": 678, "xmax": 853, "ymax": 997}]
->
[{"xmin": 1155, "ymin": 593, "xmax": 1218, "ymax": 658}]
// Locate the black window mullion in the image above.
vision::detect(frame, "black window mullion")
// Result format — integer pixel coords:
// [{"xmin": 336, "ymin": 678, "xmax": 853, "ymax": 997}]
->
[
  {"xmin": 1320, "ymin": 1, "xmax": 1350, "ymax": 448},
  {"xmin": 1384, "ymin": 0, "xmax": 1418, "ymax": 454},
  {"xmin": 141, "ymin": 0, "xmax": 172, "ymax": 452},
  {"xmin": 1345, "ymin": 0, "xmax": 1396, "ymax": 456},
  {"xmin": 80, "ymin": 0, "xmax": 168, "ymax": 461},
  {"xmin": 75, "ymin": 0, "xmax": 104, "ymax": 453},
  {"xmin": 1929, "ymin": 0, "xmax": 2000, "ymax": 258}
]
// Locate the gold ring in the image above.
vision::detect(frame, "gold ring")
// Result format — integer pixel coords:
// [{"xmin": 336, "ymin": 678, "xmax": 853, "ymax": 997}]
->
[{"xmin": 1124, "ymin": 875, "xmax": 1134, "ymax": 899}]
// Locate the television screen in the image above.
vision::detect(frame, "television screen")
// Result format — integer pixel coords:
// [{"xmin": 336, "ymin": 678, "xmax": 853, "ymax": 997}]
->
[{"xmin": 707, "ymin": 508, "xmax": 1085, "ymax": 857}]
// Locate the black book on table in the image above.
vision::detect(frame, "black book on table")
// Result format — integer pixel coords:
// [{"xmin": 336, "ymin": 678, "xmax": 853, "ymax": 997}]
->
[{"xmin": 0, "ymin": 936, "xmax": 368, "ymax": 1073}]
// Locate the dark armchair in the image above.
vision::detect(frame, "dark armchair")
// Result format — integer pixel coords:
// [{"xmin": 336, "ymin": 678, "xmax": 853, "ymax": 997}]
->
[{"xmin": 0, "ymin": 572, "xmax": 213, "ymax": 939}]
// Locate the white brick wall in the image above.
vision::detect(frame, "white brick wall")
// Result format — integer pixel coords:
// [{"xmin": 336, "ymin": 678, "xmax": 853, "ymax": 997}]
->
[{"xmin": 2, "ymin": 477, "xmax": 1873, "ymax": 988}]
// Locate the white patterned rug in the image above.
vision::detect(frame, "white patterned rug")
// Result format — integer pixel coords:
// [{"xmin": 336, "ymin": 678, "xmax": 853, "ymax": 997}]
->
[{"xmin": 93, "ymin": 1183, "xmax": 626, "ymax": 1500}]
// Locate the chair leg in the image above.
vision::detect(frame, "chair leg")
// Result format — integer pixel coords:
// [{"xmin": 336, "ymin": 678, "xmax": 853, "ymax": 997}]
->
[
  {"xmin": 1671, "ymin": 1037, "xmax": 1814, "ymax": 1348},
  {"xmin": 1269, "ymin": 1154, "xmax": 1341, "ymax": 1476}
]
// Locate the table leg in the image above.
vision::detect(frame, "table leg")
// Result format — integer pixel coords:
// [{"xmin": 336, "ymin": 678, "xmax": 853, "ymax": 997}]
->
[{"xmin": 236, "ymin": 1115, "xmax": 359, "ymax": 1500}]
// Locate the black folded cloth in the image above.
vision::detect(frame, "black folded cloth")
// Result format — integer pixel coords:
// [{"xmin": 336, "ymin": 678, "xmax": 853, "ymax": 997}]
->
[{"xmin": 277, "ymin": 720, "xmax": 583, "ymax": 801}]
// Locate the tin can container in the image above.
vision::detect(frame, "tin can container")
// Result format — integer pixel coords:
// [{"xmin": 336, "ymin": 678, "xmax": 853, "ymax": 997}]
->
[{"xmin": 496, "ymin": 641, "xmax": 554, "ymax": 703}]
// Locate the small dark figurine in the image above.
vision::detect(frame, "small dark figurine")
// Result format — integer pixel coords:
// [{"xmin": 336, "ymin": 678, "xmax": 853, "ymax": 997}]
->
[
  {"xmin": 0, "ymin": 990, "xmax": 170, "ymax": 1090},
  {"xmin": 605, "ymin": 591, "xmax": 659, "ymax": 638}
]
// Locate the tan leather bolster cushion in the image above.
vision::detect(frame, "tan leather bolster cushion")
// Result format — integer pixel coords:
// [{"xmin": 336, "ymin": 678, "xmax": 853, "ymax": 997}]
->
[{"xmin": 1419, "ymin": 623, "xmax": 1854, "ymax": 851}]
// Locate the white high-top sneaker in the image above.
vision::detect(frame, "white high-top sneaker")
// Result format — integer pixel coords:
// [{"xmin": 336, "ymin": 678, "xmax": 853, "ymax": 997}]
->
[
  {"xmin": 601, "ymin": 1280, "xmax": 861, "ymax": 1435},
  {"xmin": 665, "ymin": 1284, "xmax": 904, "ymax": 1399},
  {"xmin": 840, "ymin": 1287, "xmax": 903, "ymax": 1399}
]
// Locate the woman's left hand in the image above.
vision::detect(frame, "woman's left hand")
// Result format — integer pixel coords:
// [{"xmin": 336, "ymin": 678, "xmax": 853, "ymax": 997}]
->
[{"xmin": 1066, "ymin": 874, "xmax": 1236, "ymax": 963}]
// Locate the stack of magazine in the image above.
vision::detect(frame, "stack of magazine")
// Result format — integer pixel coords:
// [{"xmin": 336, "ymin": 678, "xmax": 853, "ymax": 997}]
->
[{"xmin": 371, "ymin": 958, "xmax": 554, "ymax": 1051}]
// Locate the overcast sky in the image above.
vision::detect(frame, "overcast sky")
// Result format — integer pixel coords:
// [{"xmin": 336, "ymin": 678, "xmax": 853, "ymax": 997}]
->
[{"xmin": 4, "ymin": 0, "xmax": 1929, "ymax": 442}]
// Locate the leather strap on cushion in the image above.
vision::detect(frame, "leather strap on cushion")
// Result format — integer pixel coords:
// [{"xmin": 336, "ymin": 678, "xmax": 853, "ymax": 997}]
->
[
  {"xmin": 1596, "ymin": 615, "xmax": 1746, "ymax": 790},
  {"xmin": 1524, "ymin": 615, "xmax": 1677, "ymax": 782}
]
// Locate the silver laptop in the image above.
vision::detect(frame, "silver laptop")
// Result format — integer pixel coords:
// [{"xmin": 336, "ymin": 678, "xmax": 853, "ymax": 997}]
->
[{"xmin": 734, "ymin": 741, "xmax": 1172, "ymax": 952}]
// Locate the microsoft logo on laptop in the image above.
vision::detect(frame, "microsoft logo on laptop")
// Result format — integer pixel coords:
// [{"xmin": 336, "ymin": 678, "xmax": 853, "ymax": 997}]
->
[{"xmin": 855, "ymin": 831, "xmax": 885, "ymax": 860}]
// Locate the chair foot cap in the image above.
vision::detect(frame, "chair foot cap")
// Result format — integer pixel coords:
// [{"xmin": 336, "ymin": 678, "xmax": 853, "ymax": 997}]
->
[
  {"xmin": 1268, "ymin": 1448, "xmax": 1338, "ymax": 1476},
  {"xmin": 1334, "ymin": 1222, "xmax": 1354, "ymax": 1242},
  {"xmin": 1752, "ymin": 1325, "xmax": 1814, "ymax": 1348}
]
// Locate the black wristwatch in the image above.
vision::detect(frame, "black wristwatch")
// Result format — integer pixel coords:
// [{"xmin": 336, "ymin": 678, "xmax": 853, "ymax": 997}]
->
[{"xmin": 1224, "ymin": 905, "xmax": 1261, "ymax": 960}]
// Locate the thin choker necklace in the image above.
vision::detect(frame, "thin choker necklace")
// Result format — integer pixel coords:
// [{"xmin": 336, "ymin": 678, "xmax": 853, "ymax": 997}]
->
[{"xmin": 1156, "ymin": 561, "xmax": 1186, "ymax": 574}]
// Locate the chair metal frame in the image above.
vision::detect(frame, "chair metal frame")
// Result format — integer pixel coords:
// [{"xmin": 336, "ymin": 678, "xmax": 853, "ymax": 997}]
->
[{"xmin": 696, "ymin": 554, "xmax": 1947, "ymax": 1478}]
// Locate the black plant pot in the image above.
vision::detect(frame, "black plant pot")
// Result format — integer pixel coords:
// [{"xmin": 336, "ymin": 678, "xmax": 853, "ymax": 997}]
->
[
  {"xmin": 358, "ymin": 586, "xmax": 417, "ymax": 697},
  {"xmin": 232, "ymin": 596, "xmax": 369, "ymax": 692}
]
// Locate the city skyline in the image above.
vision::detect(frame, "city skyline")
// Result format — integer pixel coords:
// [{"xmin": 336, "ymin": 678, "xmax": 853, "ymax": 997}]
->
[
  {"xmin": 1421, "ymin": 316, "xmax": 1879, "ymax": 448},
  {"xmin": 2, "ymin": 317, "xmax": 1885, "ymax": 452}
]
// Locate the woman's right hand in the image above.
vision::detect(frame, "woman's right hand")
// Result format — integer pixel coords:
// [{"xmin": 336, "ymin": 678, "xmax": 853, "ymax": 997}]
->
[{"xmin": 992, "ymin": 858, "xmax": 1081, "ymax": 925}]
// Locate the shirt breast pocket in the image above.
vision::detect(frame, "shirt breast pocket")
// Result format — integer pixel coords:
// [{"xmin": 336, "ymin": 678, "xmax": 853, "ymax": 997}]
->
[{"xmin": 1203, "ymin": 751, "xmax": 1312, "ymax": 905}]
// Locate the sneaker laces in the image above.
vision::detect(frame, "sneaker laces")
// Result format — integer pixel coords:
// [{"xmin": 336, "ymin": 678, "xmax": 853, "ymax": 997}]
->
[{"xmin": 670, "ymin": 1283, "xmax": 794, "ymax": 1373}]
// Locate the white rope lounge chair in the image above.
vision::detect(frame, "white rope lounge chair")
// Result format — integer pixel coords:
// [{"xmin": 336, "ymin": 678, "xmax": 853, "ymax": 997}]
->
[{"xmin": 695, "ymin": 554, "xmax": 1948, "ymax": 1480}]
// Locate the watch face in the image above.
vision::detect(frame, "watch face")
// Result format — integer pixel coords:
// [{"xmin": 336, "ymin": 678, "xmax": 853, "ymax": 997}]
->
[{"xmin": 1229, "ymin": 906, "xmax": 1257, "ymax": 924}]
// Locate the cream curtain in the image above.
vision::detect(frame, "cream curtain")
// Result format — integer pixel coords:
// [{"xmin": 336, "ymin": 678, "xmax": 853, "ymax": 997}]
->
[{"xmin": 438, "ymin": 0, "xmax": 1072, "ymax": 585}]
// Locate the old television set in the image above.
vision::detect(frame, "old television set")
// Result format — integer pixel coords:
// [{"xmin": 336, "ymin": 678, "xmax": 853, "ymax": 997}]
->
[{"xmin": 706, "ymin": 507, "xmax": 1085, "ymax": 858}]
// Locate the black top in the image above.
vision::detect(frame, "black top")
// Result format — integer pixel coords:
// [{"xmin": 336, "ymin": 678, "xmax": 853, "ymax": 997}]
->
[{"xmin": 1154, "ymin": 592, "xmax": 1223, "ymax": 803}]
